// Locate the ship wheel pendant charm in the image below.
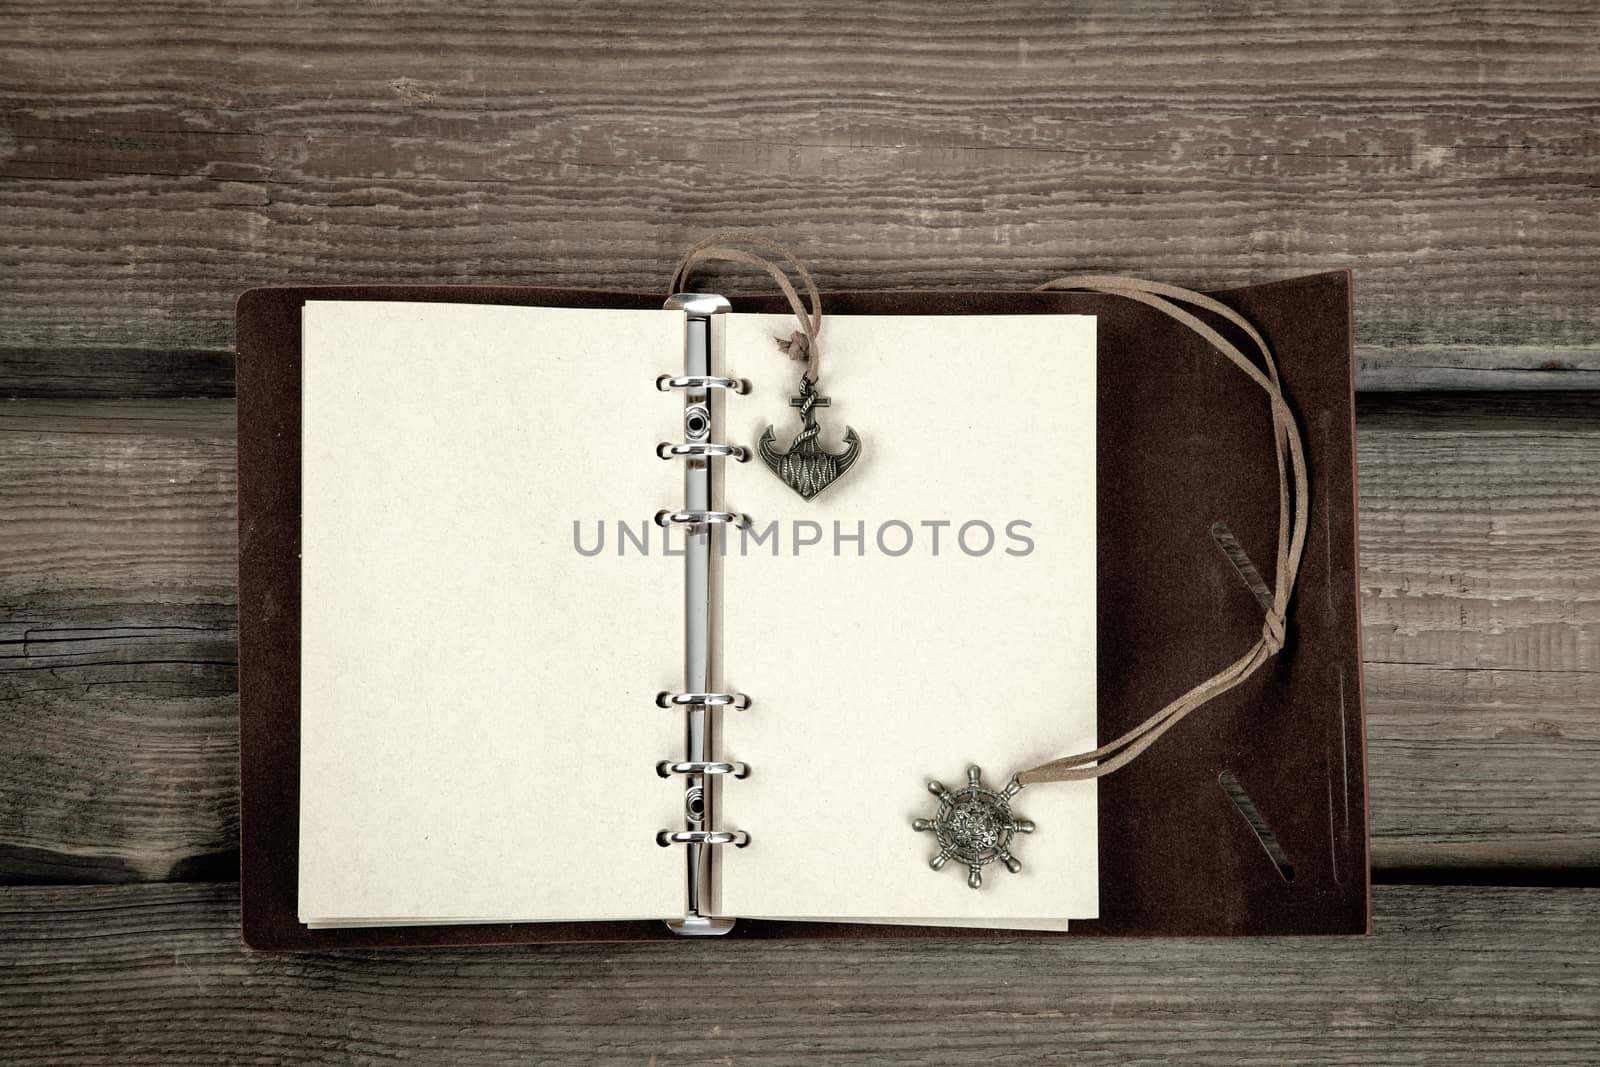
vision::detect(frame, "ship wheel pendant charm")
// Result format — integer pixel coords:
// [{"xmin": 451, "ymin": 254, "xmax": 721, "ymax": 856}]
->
[
  {"xmin": 913, "ymin": 766, "xmax": 1035, "ymax": 889},
  {"xmin": 758, "ymin": 375, "xmax": 861, "ymax": 500}
]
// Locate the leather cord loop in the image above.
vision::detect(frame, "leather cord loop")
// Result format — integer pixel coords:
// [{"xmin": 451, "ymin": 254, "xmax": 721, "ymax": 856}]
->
[
  {"xmin": 665, "ymin": 236, "xmax": 1311, "ymax": 789},
  {"xmin": 1016, "ymin": 274, "xmax": 1310, "ymax": 786},
  {"xmin": 669, "ymin": 231, "xmax": 823, "ymax": 382}
]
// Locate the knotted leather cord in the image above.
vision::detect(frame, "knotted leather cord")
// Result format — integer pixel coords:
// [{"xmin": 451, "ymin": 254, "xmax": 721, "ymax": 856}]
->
[
  {"xmin": 669, "ymin": 231, "xmax": 824, "ymax": 381},
  {"xmin": 666, "ymin": 236, "xmax": 1311, "ymax": 789},
  {"xmin": 1017, "ymin": 275, "xmax": 1310, "ymax": 785}
]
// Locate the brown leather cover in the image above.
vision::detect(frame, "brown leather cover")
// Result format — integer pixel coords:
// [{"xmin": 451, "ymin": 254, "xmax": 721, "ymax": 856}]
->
[{"xmin": 237, "ymin": 273, "xmax": 1369, "ymax": 949}]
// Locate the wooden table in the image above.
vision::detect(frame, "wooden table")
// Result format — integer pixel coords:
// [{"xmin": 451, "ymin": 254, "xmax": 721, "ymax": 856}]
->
[{"xmin": 3, "ymin": 2, "xmax": 1597, "ymax": 1062}]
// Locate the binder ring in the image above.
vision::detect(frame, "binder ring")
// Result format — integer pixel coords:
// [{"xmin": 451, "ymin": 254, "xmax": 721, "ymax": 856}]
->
[
  {"xmin": 654, "ymin": 509, "xmax": 749, "ymax": 529},
  {"xmin": 656, "ymin": 691, "xmax": 751, "ymax": 710},
  {"xmin": 656, "ymin": 374, "xmax": 748, "ymax": 394},
  {"xmin": 656, "ymin": 442, "xmax": 750, "ymax": 462},
  {"xmin": 657, "ymin": 760, "xmax": 750, "ymax": 779},
  {"xmin": 656, "ymin": 829, "xmax": 750, "ymax": 848}
]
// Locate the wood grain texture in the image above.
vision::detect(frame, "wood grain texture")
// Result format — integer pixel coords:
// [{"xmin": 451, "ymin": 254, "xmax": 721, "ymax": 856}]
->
[
  {"xmin": 2, "ymin": 395, "xmax": 1596, "ymax": 882},
  {"xmin": 0, "ymin": 882, "xmax": 1595, "ymax": 1065},
  {"xmin": 1360, "ymin": 394, "xmax": 1600, "ymax": 871},
  {"xmin": 2, "ymin": 0, "xmax": 1599, "ymax": 395},
  {"xmin": 0, "ymin": 401, "xmax": 238, "ymax": 883}
]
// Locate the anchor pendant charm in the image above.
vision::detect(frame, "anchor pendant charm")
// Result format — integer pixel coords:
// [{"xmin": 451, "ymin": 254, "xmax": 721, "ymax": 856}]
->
[{"xmin": 758, "ymin": 375, "xmax": 862, "ymax": 501}]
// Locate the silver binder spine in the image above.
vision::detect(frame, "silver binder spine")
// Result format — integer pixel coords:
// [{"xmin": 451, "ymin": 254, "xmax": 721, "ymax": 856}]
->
[{"xmin": 658, "ymin": 292, "xmax": 746, "ymax": 936}]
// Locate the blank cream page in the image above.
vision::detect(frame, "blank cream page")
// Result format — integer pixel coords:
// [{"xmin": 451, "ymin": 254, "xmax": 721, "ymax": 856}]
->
[
  {"xmin": 719, "ymin": 312, "xmax": 1098, "ymax": 924},
  {"xmin": 299, "ymin": 301, "xmax": 685, "ymax": 925}
]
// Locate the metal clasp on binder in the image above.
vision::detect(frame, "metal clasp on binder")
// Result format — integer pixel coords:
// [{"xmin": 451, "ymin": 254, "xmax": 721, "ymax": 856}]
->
[{"xmin": 654, "ymin": 292, "xmax": 750, "ymax": 937}]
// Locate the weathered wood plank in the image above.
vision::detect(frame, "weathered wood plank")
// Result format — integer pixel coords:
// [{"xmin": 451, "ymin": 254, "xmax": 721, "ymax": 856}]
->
[
  {"xmin": 2, "ymin": 0, "xmax": 1598, "ymax": 395},
  {"xmin": 2, "ymin": 395, "xmax": 1597, "ymax": 881},
  {"xmin": 1359, "ymin": 394, "xmax": 1600, "ymax": 870},
  {"xmin": 0, "ymin": 882, "xmax": 1595, "ymax": 1065},
  {"xmin": 0, "ymin": 401, "xmax": 238, "ymax": 883}
]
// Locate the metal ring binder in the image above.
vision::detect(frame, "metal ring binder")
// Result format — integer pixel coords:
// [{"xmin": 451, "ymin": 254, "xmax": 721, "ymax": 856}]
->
[
  {"xmin": 656, "ymin": 691, "xmax": 751, "ymax": 709},
  {"xmin": 657, "ymin": 760, "xmax": 750, "ymax": 779},
  {"xmin": 656, "ymin": 373, "xmax": 748, "ymax": 394},
  {"xmin": 654, "ymin": 508, "xmax": 748, "ymax": 528},
  {"xmin": 656, "ymin": 830, "xmax": 750, "ymax": 848},
  {"xmin": 657, "ymin": 442, "xmax": 750, "ymax": 462},
  {"xmin": 658, "ymin": 291, "xmax": 747, "ymax": 937}
]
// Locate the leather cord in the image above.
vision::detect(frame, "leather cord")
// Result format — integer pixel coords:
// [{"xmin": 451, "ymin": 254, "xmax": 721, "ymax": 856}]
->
[
  {"xmin": 667, "ymin": 236, "xmax": 1310, "ymax": 788},
  {"xmin": 669, "ymin": 230, "xmax": 824, "ymax": 382},
  {"xmin": 1017, "ymin": 274, "xmax": 1309, "ymax": 785}
]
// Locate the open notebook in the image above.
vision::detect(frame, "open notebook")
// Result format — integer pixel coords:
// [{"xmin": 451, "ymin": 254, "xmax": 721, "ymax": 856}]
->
[
  {"xmin": 239, "ymin": 272, "xmax": 1369, "ymax": 948},
  {"xmin": 295, "ymin": 299, "xmax": 1098, "ymax": 932}
]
